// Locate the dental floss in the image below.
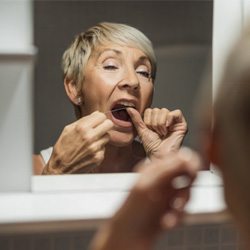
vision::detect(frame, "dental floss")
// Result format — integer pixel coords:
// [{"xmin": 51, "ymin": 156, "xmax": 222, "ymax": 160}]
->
[{"xmin": 104, "ymin": 107, "xmax": 127, "ymax": 114}]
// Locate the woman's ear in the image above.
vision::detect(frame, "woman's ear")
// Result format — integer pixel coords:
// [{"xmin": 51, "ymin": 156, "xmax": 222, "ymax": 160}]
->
[{"xmin": 64, "ymin": 78, "xmax": 82, "ymax": 105}]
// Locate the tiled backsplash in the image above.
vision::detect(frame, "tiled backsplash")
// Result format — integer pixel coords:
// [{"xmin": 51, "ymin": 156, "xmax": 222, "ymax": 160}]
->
[
  {"xmin": 154, "ymin": 223, "xmax": 243, "ymax": 250},
  {"xmin": 0, "ymin": 223, "xmax": 244, "ymax": 250}
]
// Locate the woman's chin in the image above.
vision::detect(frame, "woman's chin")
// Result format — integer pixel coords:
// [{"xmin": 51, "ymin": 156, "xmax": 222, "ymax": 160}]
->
[{"xmin": 108, "ymin": 130, "xmax": 135, "ymax": 147}]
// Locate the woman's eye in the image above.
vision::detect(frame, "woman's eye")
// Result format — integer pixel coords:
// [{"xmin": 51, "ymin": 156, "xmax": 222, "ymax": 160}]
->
[
  {"xmin": 137, "ymin": 70, "xmax": 151, "ymax": 79},
  {"xmin": 103, "ymin": 65, "xmax": 118, "ymax": 70},
  {"xmin": 103, "ymin": 59, "xmax": 119, "ymax": 70}
]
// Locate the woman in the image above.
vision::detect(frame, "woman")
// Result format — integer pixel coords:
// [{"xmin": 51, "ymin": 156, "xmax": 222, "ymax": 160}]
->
[
  {"xmin": 89, "ymin": 25, "xmax": 250, "ymax": 250},
  {"xmin": 34, "ymin": 22, "xmax": 187, "ymax": 174}
]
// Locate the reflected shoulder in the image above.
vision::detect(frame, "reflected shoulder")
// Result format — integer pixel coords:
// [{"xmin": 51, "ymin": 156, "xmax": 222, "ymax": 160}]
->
[{"xmin": 33, "ymin": 154, "xmax": 45, "ymax": 175}]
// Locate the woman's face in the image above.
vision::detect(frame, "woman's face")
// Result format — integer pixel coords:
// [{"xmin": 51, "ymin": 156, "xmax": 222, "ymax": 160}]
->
[{"xmin": 80, "ymin": 43, "xmax": 154, "ymax": 146}]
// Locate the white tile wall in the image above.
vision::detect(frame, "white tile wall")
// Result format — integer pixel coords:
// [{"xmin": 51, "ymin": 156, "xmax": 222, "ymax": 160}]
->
[{"xmin": 0, "ymin": 223, "xmax": 244, "ymax": 250}]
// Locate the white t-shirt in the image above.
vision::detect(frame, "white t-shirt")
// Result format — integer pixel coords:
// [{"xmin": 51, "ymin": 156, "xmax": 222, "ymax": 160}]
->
[{"xmin": 40, "ymin": 147, "xmax": 53, "ymax": 164}]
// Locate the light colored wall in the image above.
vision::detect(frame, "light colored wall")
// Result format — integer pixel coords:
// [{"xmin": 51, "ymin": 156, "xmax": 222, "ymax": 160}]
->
[
  {"xmin": 212, "ymin": 0, "xmax": 243, "ymax": 99},
  {"xmin": 0, "ymin": 0, "xmax": 33, "ymax": 51},
  {"xmin": 0, "ymin": 0, "xmax": 34, "ymax": 191}
]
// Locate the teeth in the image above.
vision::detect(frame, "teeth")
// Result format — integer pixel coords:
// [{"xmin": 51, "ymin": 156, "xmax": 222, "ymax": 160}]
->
[{"xmin": 117, "ymin": 101, "xmax": 136, "ymax": 108}]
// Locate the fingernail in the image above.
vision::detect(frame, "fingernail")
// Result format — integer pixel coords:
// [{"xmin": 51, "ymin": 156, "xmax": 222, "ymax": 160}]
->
[
  {"xmin": 171, "ymin": 175, "xmax": 191, "ymax": 189},
  {"xmin": 161, "ymin": 212, "xmax": 178, "ymax": 230},
  {"xmin": 171, "ymin": 197, "xmax": 185, "ymax": 210}
]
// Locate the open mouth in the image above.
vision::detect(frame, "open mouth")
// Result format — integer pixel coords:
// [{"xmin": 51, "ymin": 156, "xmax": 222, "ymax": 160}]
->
[
  {"xmin": 109, "ymin": 101, "xmax": 137, "ymax": 129},
  {"xmin": 111, "ymin": 104, "xmax": 133, "ymax": 122}
]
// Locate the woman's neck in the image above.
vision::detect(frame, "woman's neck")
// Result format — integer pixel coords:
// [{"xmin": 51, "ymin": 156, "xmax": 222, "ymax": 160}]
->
[{"xmin": 99, "ymin": 144, "xmax": 136, "ymax": 173}]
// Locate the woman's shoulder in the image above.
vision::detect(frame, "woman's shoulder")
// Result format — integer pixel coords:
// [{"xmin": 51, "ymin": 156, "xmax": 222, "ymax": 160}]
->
[
  {"xmin": 33, "ymin": 147, "xmax": 53, "ymax": 175},
  {"xmin": 33, "ymin": 154, "xmax": 45, "ymax": 175}
]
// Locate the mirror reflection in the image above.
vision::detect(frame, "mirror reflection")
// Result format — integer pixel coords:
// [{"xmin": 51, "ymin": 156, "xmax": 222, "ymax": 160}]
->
[{"xmin": 33, "ymin": 1, "xmax": 212, "ymax": 175}]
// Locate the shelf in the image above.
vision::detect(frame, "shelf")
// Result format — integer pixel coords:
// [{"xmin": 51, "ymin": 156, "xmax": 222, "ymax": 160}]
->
[{"xmin": 0, "ymin": 171, "xmax": 228, "ymax": 234}]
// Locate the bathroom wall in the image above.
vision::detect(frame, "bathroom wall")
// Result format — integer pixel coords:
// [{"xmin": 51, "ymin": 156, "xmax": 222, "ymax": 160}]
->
[
  {"xmin": 0, "ymin": 223, "xmax": 243, "ymax": 250},
  {"xmin": 0, "ymin": 0, "xmax": 35, "ymax": 191}
]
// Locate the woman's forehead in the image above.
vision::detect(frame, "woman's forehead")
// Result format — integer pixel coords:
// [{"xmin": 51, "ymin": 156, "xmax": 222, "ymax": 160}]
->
[{"xmin": 91, "ymin": 42, "xmax": 149, "ymax": 60}]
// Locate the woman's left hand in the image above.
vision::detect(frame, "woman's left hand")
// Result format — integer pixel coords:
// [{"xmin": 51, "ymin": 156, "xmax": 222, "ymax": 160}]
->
[{"xmin": 127, "ymin": 107, "xmax": 187, "ymax": 160}]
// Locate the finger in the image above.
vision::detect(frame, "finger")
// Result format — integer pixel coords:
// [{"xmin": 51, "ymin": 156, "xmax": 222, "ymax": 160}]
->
[
  {"xmin": 166, "ymin": 110, "xmax": 186, "ymax": 128},
  {"xmin": 143, "ymin": 108, "xmax": 153, "ymax": 130},
  {"xmin": 170, "ymin": 188, "xmax": 190, "ymax": 212},
  {"xmin": 165, "ymin": 113, "xmax": 174, "ymax": 128},
  {"xmin": 171, "ymin": 109, "xmax": 185, "ymax": 123},
  {"xmin": 161, "ymin": 187, "xmax": 191, "ymax": 230},
  {"xmin": 93, "ymin": 119, "xmax": 114, "ymax": 138},
  {"xmin": 171, "ymin": 110, "xmax": 188, "ymax": 133},
  {"xmin": 144, "ymin": 170, "xmax": 192, "ymax": 230},
  {"xmin": 151, "ymin": 108, "xmax": 159, "ymax": 127},
  {"xmin": 80, "ymin": 111, "xmax": 108, "ymax": 128},
  {"xmin": 152, "ymin": 108, "xmax": 170, "ymax": 137},
  {"xmin": 126, "ymin": 108, "xmax": 148, "ymax": 137},
  {"xmin": 160, "ymin": 209, "xmax": 184, "ymax": 230},
  {"xmin": 84, "ymin": 134, "xmax": 110, "ymax": 156},
  {"xmin": 158, "ymin": 108, "xmax": 169, "ymax": 136},
  {"xmin": 90, "ymin": 149, "xmax": 106, "ymax": 166},
  {"xmin": 74, "ymin": 119, "xmax": 112, "ymax": 151},
  {"xmin": 151, "ymin": 108, "xmax": 164, "ymax": 136}
]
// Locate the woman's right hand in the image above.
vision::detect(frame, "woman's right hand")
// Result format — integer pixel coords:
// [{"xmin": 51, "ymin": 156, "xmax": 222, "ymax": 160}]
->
[
  {"xmin": 42, "ymin": 111, "xmax": 114, "ymax": 174},
  {"xmin": 90, "ymin": 149, "xmax": 200, "ymax": 250}
]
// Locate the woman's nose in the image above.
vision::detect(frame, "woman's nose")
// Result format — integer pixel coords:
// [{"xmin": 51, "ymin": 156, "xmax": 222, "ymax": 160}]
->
[{"xmin": 118, "ymin": 69, "xmax": 140, "ymax": 91}]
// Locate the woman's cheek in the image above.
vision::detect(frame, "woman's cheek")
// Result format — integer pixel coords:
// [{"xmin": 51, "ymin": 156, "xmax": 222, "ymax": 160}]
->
[{"xmin": 143, "ymin": 85, "xmax": 154, "ymax": 108}]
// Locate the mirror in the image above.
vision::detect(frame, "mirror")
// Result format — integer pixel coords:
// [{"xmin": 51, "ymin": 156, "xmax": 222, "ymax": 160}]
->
[{"xmin": 34, "ymin": 1, "xmax": 213, "ymax": 174}]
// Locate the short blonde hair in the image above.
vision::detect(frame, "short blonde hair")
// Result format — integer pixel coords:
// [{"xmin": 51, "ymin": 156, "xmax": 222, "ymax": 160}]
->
[{"xmin": 62, "ymin": 22, "xmax": 157, "ymax": 94}]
